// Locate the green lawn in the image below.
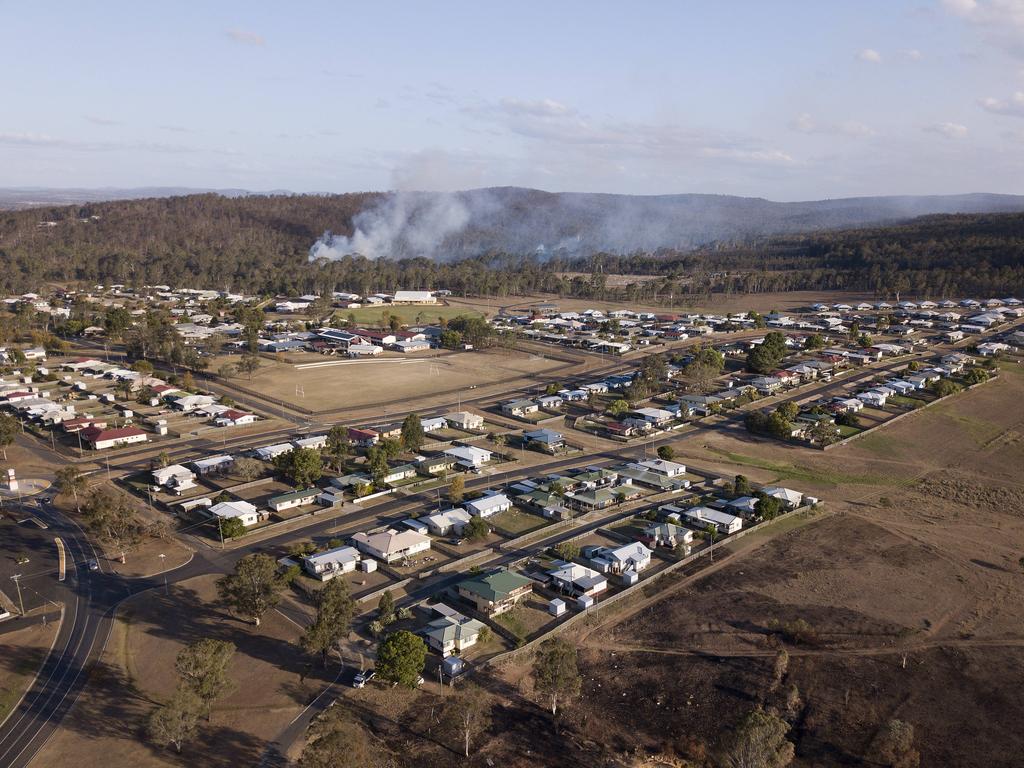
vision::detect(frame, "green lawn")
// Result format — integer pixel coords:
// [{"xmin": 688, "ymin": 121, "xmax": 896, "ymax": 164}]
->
[
  {"xmin": 837, "ymin": 424, "xmax": 862, "ymax": 438},
  {"xmin": 332, "ymin": 304, "xmax": 484, "ymax": 326}
]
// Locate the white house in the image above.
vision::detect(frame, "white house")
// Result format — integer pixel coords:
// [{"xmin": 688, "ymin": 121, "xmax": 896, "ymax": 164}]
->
[
  {"xmin": 268, "ymin": 488, "xmax": 319, "ymax": 512},
  {"xmin": 254, "ymin": 442, "xmax": 294, "ymax": 461},
  {"xmin": 444, "ymin": 411, "xmax": 484, "ymax": 430},
  {"xmin": 293, "ymin": 434, "xmax": 328, "ymax": 451},
  {"xmin": 192, "ymin": 454, "xmax": 234, "ymax": 474},
  {"xmin": 151, "ymin": 464, "xmax": 196, "ymax": 495},
  {"xmin": 422, "ymin": 508, "xmax": 473, "ymax": 536},
  {"xmin": 208, "ymin": 500, "xmax": 260, "ymax": 527},
  {"xmin": 856, "ymin": 391, "xmax": 887, "ymax": 407},
  {"xmin": 681, "ymin": 506, "xmax": 743, "ymax": 534},
  {"xmin": 352, "ymin": 528, "xmax": 431, "ymax": 563},
  {"xmin": 629, "ymin": 459, "xmax": 686, "ymax": 477},
  {"xmin": 392, "ymin": 290, "xmax": 436, "ymax": 304},
  {"xmin": 423, "ymin": 605, "xmax": 485, "ymax": 657},
  {"xmin": 215, "ymin": 409, "xmax": 257, "ymax": 427},
  {"xmin": 548, "ymin": 562, "xmax": 608, "ymax": 597},
  {"xmin": 443, "ymin": 445, "xmax": 493, "ymax": 469},
  {"xmin": 302, "ymin": 546, "xmax": 360, "ymax": 581},
  {"xmin": 81, "ymin": 425, "xmax": 148, "ymax": 450},
  {"xmin": 172, "ymin": 394, "xmax": 216, "ymax": 412},
  {"xmin": 420, "ymin": 416, "xmax": 447, "ymax": 433},
  {"xmin": 761, "ymin": 486, "xmax": 804, "ymax": 509},
  {"xmin": 628, "ymin": 407, "xmax": 675, "ymax": 425},
  {"xmin": 589, "ymin": 542, "xmax": 653, "ymax": 575},
  {"xmin": 464, "ymin": 493, "xmax": 512, "ymax": 518}
]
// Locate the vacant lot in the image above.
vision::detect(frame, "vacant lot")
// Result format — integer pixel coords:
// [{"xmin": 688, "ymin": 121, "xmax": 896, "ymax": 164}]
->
[
  {"xmin": 0, "ymin": 620, "xmax": 58, "ymax": 723},
  {"xmin": 35, "ymin": 573, "xmax": 339, "ymax": 768},
  {"xmin": 333, "ymin": 303, "xmax": 485, "ymax": 325},
  {"xmin": 223, "ymin": 347, "xmax": 567, "ymax": 412}
]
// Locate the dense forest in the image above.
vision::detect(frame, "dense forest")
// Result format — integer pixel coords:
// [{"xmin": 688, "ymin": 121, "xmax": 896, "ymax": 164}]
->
[{"xmin": 1, "ymin": 192, "xmax": 1022, "ymax": 300}]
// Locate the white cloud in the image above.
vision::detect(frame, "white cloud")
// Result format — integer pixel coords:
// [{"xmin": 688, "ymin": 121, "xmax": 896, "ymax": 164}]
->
[
  {"xmin": 225, "ymin": 28, "xmax": 265, "ymax": 46},
  {"xmin": 0, "ymin": 131, "xmax": 205, "ymax": 154},
  {"xmin": 84, "ymin": 115, "xmax": 122, "ymax": 126},
  {"xmin": 858, "ymin": 48, "xmax": 883, "ymax": 63},
  {"xmin": 901, "ymin": 48, "xmax": 924, "ymax": 60},
  {"xmin": 979, "ymin": 90, "xmax": 1024, "ymax": 116},
  {"xmin": 498, "ymin": 98, "xmax": 576, "ymax": 118},
  {"xmin": 941, "ymin": 0, "xmax": 1024, "ymax": 59},
  {"xmin": 789, "ymin": 112, "xmax": 875, "ymax": 137},
  {"xmin": 924, "ymin": 122, "xmax": 969, "ymax": 138}
]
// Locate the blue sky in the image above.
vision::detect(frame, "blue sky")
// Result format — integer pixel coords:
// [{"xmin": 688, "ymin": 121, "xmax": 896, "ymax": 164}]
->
[{"xmin": 2, "ymin": 0, "xmax": 1023, "ymax": 199}]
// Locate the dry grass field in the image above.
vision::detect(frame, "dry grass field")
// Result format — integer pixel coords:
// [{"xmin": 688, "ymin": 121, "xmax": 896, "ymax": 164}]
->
[
  {"xmin": 34, "ymin": 573, "xmax": 340, "ymax": 768},
  {"xmin": 445, "ymin": 289, "xmax": 881, "ymax": 317},
  {"xmin": 0, "ymin": 620, "xmax": 58, "ymax": 724},
  {"xmin": 220, "ymin": 347, "xmax": 569, "ymax": 412}
]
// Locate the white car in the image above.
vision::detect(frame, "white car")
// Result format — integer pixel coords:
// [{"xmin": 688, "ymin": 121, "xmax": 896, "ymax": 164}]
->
[{"xmin": 352, "ymin": 670, "xmax": 375, "ymax": 688}]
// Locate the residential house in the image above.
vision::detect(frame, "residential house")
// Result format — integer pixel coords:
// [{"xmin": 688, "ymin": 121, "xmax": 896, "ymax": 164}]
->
[
  {"xmin": 215, "ymin": 409, "xmax": 257, "ymax": 427},
  {"xmin": 523, "ymin": 428, "xmax": 565, "ymax": 453},
  {"xmin": 423, "ymin": 605, "xmax": 485, "ymax": 656},
  {"xmin": 680, "ymin": 505, "xmax": 743, "ymax": 534},
  {"xmin": 443, "ymin": 445, "xmax": 493, "ymax": 469},
  {"xmin": 456, "ymin": 570, "xmax": 534, "ymax": 615},
  {"xmin": 642, "ymin": 522, "xmax": 693, "ymax": 548},
  {"xmin": 347, "ymin": 428, "xmax": 380, "ymax": 448},
  {"xmin": 501, "ymin": 399, "xmax": 539, "ymax": 417},
  {"xmin": 293, "ymin": 434, "xmax": 328, "ymax": 451},
  {"xmin": 302, "ymin": 546, "xmax": 361, "ymax": 581},
  {"xmin": 422, "ymin": 508, "xmax": 472, "ymax": 536},
  {"xmin": 761, "ymin": 486, "xmax": 804, "ymax": 509},
  {"xmin": 465, "ymin": 492, "xmax": 512, "ymax": 518},
  {"xmin": 208, "ymin": 500, "xmax": 260, "ymax": 527},
  {"xmin": 420, "ymin": 416, "xmax": 447, "ymax": 433},
  {"xmin": 352, "ymin": 528, "xmax": 431, "ymax": 563},
  {"xmin": 588, "ymin": 542, "xmax": 653, "ymax": 575},
  {"xmin": 269, "ymin": 488, "xmax": 319, "ymax": 513},
  {"xmin": 254, "ymin": 442, "xmax": 293, "ymax": 461},
  {"xmin": 81, "ymin": 425, "xmax": 148, "ymax": 450},
  {"xmin": 192, "ymin": 454, "xmax": 234, "ymax": 475},
  {"xmin": 629, "ymin": 459, "xmax": 686, "ymax": 477},
  {"xmin": 151, "ymin": 464, "xmax": 196, "ymax": 495},
  {"xmin": 548, "ymin": 562, "xmax": 608, "ymax": 597},
  {"xmin": 444, "ymin": 411, "xmax": 484, "ymax": 430}
]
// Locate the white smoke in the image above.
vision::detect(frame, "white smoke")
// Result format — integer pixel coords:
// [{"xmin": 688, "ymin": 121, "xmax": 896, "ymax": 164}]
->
[{"xmin": 309, "ymin": 191, "xmax": 471, "ymax": 261}]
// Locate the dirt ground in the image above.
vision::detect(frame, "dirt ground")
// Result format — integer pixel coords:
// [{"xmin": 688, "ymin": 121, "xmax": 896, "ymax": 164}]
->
[
  {"xmin": 0, "ymin": 619, "xmax": 59, "ymax": 723},
  {"xmin": 445, "ymin": 289, "xmax": 881, "ymax": 317},
  {"xmin": 35, "ymin": 573, "xmax": 337, "ymax": 768},
  {"xmin": 214, "ymin": 347, "xmax": 568, "ymax": 412}
]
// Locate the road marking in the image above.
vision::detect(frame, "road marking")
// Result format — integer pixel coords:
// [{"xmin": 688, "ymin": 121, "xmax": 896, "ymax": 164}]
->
[{"xmin": 54, "ymin": 538, "xmax": 67, "ymax": 582}]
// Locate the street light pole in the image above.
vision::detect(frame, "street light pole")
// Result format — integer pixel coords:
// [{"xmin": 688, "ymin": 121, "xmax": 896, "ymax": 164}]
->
[
  {"xmin": 159, "ymin": 553, "xmax": 167, "ymax": 594},
  {"xmin": 10, "ymin": 574, "xmax": 25, "ymax": 615}
]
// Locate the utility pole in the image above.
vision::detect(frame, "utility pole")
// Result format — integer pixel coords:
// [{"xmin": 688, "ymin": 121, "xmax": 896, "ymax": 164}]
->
[
  {"xmin": 159, "ymin": 553, "xmax": 167, "ymax": 594},
  {"xmin": 10, "ymin": 574, "xmax": 25, "ymax": 615}
]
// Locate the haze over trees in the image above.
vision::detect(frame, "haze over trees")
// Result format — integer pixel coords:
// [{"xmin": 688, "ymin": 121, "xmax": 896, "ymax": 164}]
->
[{"xmin": 2, "ymin": 192, "xmax": 1022, "ymax": 298}]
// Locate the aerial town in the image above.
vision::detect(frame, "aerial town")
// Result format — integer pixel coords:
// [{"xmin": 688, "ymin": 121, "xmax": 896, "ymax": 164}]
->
[
  {"xmin": 6, "ymin": 3, "xmax": 1024, "ymax": 767},
  {"xmin": 2, "ymin": 278, "xmax": 1022, "ymax": 766}
]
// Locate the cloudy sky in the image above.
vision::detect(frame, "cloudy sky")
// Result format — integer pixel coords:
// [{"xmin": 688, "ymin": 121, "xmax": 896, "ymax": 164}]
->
[{"xmin": 2, "ymin": 0, "xmax": 1024, "ymax": 200}]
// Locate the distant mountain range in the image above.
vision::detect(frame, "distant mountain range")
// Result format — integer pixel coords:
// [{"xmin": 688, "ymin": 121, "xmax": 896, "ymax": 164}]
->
[
  {"xmin": 0, "ymin": 186, "xmax": 277, "ymax": 210},
  {"xmin": 3, "ymin": 185, "xmax": 1024, "ymax": 256}
]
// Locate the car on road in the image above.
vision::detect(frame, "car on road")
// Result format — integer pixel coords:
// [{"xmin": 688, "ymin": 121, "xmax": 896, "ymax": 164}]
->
[
  {"xmin": 352, "ymin": 669, "xmax": 375, "ymax": 688},
  {"xmin": 448, "ymin": 537, "xmax": 465, "ymax": 546},
  {"xmin": 86, "ymin": 559, "xmax": 99, "ymax": 572}
]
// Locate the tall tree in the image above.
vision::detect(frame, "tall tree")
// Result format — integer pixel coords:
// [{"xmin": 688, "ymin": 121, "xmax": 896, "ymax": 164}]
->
[
  {"xmin": 54, "ymin": 465, "xmax": 86, "ymax": 512},
  {"xmin": 376, "ymin": 630, "xmax": 426, "ymax": 688},
  {"xmin": 302, "ymin": 577, "xmax": 356, "ymax": 666},
  {"xmin": 217, "ymin": 553, "xmax": 287, "ymax": 626},
  {"xmin": 82, "ymin": 485, "xmax": 141, "ymax": 563},
  {"xmin": 445, "ymin": 683, "xmax": 492, "ymax": 757},
  {"xmin": 448, "ymin": 475, "xmax": 465, "ymax": 503},
  {"xmin": 533, "ymin": 637, "xmax": 582, "ymax": 716},
  {"xmin": 147, "ymin": 687, "xmax": 201, "ymax": 754},
  {"xmin": 725, "ymin": 709, "xmax": 794, "ymax": 768},
  {"xmin": 0, "ymin": 412, "xmax": 19, "ymax": 461},
  {"xmin": 400, "ymin": 413, "xmax": 425, "ymax": 452},
  {"xmin": 175, "ymin": 639, "xmax": 236, "ymax": 719}
]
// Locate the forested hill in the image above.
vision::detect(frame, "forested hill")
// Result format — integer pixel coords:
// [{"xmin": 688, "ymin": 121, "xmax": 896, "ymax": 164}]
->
[
  {"xmin": 0, "ymin": 190, "xmax": 1023, "ymax": 297},
  {"xmin": 584, "ymin": 212, "xmax": 1024, "ymax": 299}
]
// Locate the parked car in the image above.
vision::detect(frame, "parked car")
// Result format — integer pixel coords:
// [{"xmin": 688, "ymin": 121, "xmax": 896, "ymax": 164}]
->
[{"xmin": 352, "ymin": 669, "xmax": 375, "ymax": 688}]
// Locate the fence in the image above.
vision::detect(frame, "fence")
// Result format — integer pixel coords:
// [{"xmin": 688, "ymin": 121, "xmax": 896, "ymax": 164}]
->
[
  {"xmin": 483, "ymin": 502, "xmax": 817, "ymax": 667},
  {"xmin": 822, "ymin": 374, "xmax": 997, "ymax": 451}
]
